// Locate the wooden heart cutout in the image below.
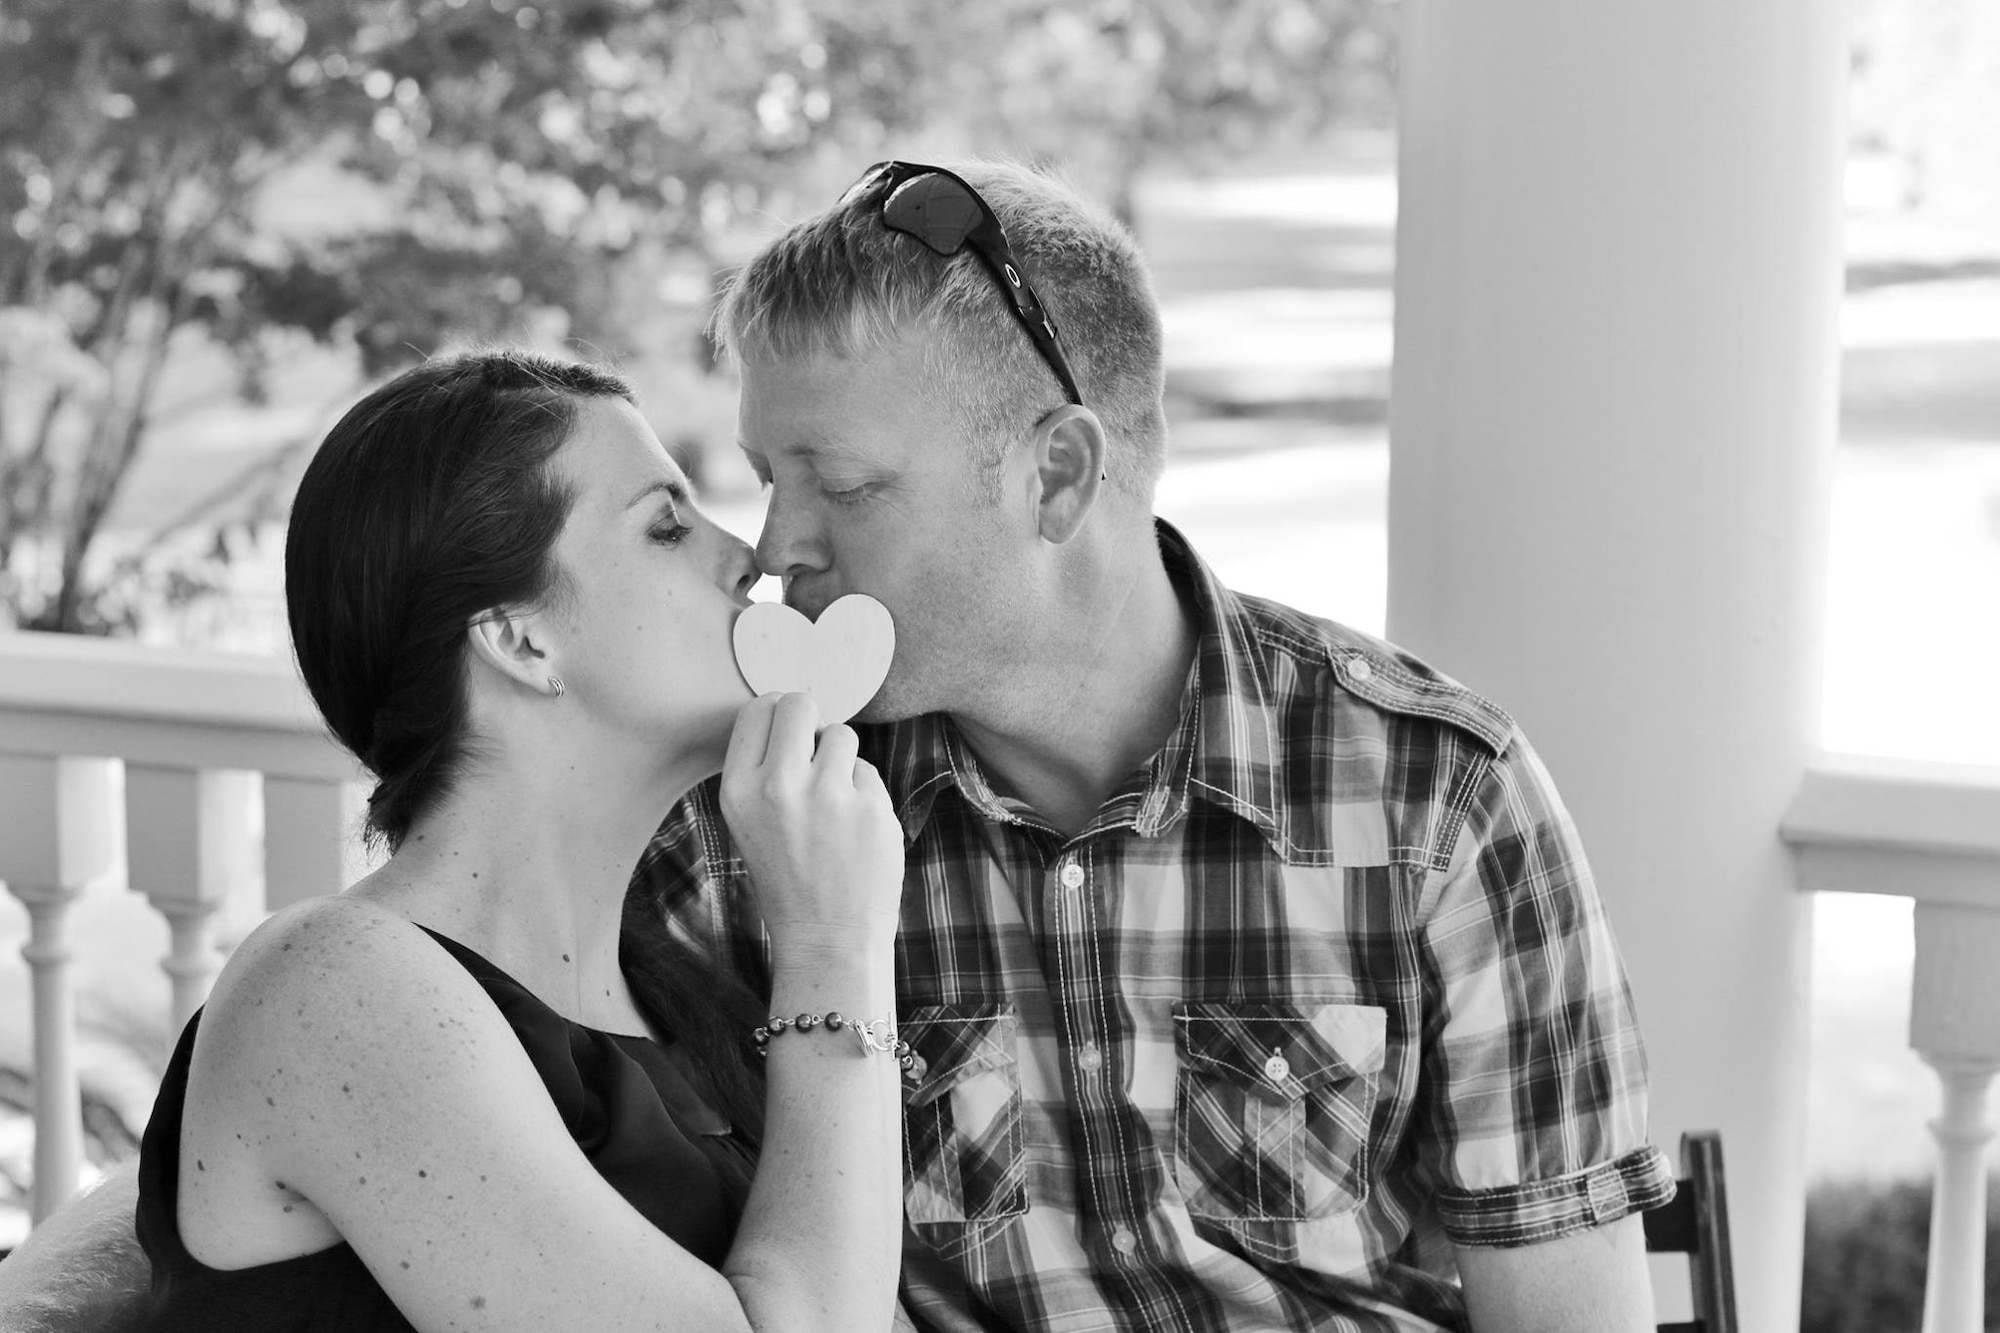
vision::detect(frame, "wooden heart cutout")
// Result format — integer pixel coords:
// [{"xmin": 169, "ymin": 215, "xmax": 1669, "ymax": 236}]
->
[{"xmin": 732, "ymin": 594, "xmax": 896, "ymax": 727}]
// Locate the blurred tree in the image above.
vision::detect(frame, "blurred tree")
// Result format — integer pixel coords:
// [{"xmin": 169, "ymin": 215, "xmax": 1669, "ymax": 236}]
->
[
  {"xmin": 933, "ymin": 0, "xmax": 1399, "ymax": 224},
  {"xmin": 1797, "ymin": 1175, "xmax": 2000, "ymax": 1333},
  {"xmin": 1848, "ymin": 0, "xmax": 2000, "ymax": 224},
  {"xmin": 0, "ymin": 0, "xmax": 1396, "ymax": 636},
  {"xmin": 0, "ymin": 0, "xmax": 928, "ymax": 632}
]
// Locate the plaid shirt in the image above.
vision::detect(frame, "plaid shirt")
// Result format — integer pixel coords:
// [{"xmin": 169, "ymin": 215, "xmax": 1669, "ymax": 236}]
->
[{"xmin": 641, "ymin": 522, "xmax": 1673, "ymax": 1332}]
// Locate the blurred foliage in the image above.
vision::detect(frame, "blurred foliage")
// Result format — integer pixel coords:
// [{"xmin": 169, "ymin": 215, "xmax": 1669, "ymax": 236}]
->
[
  {"xmin": 1798, "ymin": 1175, "xmax": 2000, "ymax": 1333},
  {"xmin": 1848, "ymin": 0, "xmax": 2000, "ymax": 221},
  {"xmin": 0, "ymin": 997, "xmax": 171, "ymax": 1235},
  {"xmin": 940, "ymin": 0, "xmax": 1396, "ymax": 221},
  {"xmin": 0, "ymin": 0, "xmax": 1395, "ymax": 635},
  {"xmin": 0, "ymin": 1065, "xmax": 144, "ymax": 1206}
]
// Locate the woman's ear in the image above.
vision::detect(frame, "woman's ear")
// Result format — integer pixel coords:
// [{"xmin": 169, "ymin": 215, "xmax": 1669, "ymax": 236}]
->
[
  {"xmin": 466, "ymin": 607, "xmax": 560, "ymax": 698},
  {"xmin": 1031, "ymin": 406, "xmax": 1107, "ymax": 545}
]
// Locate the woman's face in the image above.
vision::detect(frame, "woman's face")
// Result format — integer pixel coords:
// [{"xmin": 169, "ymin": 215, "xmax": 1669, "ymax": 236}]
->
[{"xmin": 543, "ymin": 396, "xmax": 760, "ymax": 766}]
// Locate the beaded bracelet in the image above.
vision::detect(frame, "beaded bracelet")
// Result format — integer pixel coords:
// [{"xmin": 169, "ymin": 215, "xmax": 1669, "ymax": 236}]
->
[{"xmin": 753, "ymin": 1011, "xmax": 919, "ymax": 1077}]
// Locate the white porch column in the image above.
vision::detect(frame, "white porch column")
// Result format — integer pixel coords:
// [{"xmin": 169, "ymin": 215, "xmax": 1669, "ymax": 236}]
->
[{"xmin": 1387, "ymin": 3, "xmax": 1850, "ymax": 1330}]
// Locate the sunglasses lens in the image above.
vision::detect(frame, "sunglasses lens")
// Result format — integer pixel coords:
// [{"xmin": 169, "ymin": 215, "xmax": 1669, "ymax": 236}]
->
[
  {"xmin": 881, "ymin": 175, "xmax": 983, "ymax": 257},
  {"xmin": 839, "ymin": 160, "xmax": 1085, "ymax": 407},
  {"xmin": 838, "ymin": 162, "xmax": 895, "ymax": 206}
]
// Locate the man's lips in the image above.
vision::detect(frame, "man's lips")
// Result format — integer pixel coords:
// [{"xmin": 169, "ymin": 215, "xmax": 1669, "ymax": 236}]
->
[{"xmin": 782, "ymin": 586, "xmax": 831, "ymax": 620}]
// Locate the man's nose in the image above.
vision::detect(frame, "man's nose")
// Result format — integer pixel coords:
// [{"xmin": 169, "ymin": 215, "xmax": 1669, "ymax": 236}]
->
[{"xmin": 754, "ymin": 490, "xmax": 825, "ymax": 581}]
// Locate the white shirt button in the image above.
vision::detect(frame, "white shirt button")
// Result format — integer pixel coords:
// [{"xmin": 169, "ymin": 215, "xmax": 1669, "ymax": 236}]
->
[
  {"xmin": 1077, "ymin": 1043, "xmax": 1104, "ymax": 1072},
  {"xmin": 1347, "ymin": 655, "xmax": 1374, "ymax": 682},
  {"xmin": 1110, "ymin": 1226, "xmax": 1138, "ymax": 1254},
  {"xmin": 1059, "ymin": 861, "xmax": 1085, "ymax": 889},
  {"xmin": 1263, "ymin": 1053, "xmax": 1292, "ymax": 1084}
]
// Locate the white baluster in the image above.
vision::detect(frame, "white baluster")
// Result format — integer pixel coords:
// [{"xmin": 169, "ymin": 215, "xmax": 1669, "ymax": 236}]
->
[
  {"xmin": 12, "ymin": 879, "xmax": 81, "ymax": 1224},
  {"xmin": 262, "ymin": 775, "xmax": 371, "ymax": 909},
  {"xmin": 125, "ymin": 765, "xmax": 259, "ymax": 1031},
  {"xmin": 0, "ymin": 755, "xmax": 120, "ymax": 1223},
  {"xmin": 1911, "ymin": 901, "xmax": 2000, "ymax": 1333},
  {"xmin": 1921, "ymin": 1057, "xmax": 1998, "ymax": 1333}
]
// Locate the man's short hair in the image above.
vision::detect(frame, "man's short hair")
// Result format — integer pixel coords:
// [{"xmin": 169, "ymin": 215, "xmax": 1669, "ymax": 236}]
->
[{"xmin": 713, "ymin": 160, "xmax": 1168, "ymax": 495}]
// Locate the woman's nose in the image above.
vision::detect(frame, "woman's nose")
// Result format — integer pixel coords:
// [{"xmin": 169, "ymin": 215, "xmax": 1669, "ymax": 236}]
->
[{"xmin": 721, "ymin": 532, "xmax": 761, "ymax": 601}]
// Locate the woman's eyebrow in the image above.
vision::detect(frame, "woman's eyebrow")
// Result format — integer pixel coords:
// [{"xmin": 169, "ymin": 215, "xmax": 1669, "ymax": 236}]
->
[{"xmin": 623, "ymin": 478, "xmax": 692, "ymax": 510}]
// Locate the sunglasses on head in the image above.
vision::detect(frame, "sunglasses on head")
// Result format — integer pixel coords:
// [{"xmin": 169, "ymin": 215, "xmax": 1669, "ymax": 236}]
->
[{"xmin": 841, "ymin": 160, "xmax": 1085, "ymax": 409}]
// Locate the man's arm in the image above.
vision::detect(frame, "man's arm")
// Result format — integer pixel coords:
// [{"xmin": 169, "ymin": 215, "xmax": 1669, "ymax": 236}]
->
[
  {"xmin": 0, "ymin": 1161, "xmax": 150, "ymax": 1333},
  {"xmin": 1455, "ymin": 1214, "xmax": 1655, "ymax": 1333},
  {"xmin": 1410, "ymin": 733, "xmax": 1674, "ymax": 1325}
]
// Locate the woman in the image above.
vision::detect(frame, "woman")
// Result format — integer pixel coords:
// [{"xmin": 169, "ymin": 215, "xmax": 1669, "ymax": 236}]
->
[{"xmin": 133, "ymin": 349, "xmax": 907, "ymax": 1330}]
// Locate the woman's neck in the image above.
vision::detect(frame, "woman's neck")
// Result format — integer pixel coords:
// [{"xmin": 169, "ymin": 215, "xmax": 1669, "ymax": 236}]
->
[{"xmin": 349, "ymin": 751, "xmax": 701, "ymax": 1033}]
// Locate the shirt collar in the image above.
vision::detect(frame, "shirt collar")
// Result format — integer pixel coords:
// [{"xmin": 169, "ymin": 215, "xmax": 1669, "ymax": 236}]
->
[
  {"xmin": 1149, "ymin": 518, "xmax": 1286, "ymax": 847},
  {"xmin": 867, "ymin": 519, "xmax": 1288, "ymax": 852}
]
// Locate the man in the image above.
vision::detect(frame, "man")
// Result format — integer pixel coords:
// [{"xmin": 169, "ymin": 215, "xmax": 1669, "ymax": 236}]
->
[
  {"xmin": 0, "ymin": 159, "xmax": 1671, "ymax": 1331},
  {"xmin": 639, "ymin": 159, "xmax": 1674, "ymax": 1331}
]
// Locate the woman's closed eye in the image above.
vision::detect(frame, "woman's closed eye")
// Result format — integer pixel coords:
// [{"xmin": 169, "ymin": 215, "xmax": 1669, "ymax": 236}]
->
[{"xmin": 648, "ymin": 520, "xmax": 692, "ymax": 547}]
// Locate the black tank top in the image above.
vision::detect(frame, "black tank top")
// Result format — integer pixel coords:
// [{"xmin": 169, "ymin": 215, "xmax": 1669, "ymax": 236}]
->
[{"xmin": 135, "ymin": 927, "xmax": 758, "ymax": 1330}]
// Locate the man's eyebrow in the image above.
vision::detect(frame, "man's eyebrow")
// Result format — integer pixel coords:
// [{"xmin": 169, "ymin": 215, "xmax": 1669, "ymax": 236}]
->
[
  {"xmin": 738, "ymin": 434, "xmax": 866, "ymax": 464},
  {"xmin": 624, "ymin": 478, "xmax": 692, "ymax": 510}
]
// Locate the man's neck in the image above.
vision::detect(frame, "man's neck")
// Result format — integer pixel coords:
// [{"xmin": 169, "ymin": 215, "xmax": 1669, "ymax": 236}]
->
[{"xmin": 953, "ymin": 535, "xmax": 1199, "ymax": 840}]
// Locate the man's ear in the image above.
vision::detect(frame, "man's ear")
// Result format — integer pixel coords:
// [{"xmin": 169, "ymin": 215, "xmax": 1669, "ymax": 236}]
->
[
  {"xmin": 466, "ymin": 606, "xmax": 559, "ymax": 697},
  {"xmin": 1030, "ymin": 406, "xmax": 1107, "ymax": 545}
]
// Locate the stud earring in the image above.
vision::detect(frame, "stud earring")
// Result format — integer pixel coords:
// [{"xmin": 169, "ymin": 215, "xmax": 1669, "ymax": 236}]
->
[{"xmin": 548, "ymin": 675, "xmax": 565, "ymax": 699}]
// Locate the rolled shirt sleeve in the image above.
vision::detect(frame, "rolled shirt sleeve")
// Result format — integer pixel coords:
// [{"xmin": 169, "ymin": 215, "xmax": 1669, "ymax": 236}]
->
[{"xmin": 1415, "ymin": 733, "xmax": 1676, "ymax": 1246}]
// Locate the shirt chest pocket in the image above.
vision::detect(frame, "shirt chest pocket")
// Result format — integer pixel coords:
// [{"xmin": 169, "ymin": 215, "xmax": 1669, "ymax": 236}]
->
[
  {"xmin": 900, "ymin": 1002, "xmax": 1028, "ymax": 1254},
  {"xmin": 1172, "ymin": 1000, "xmax": 1386, "ymax": 1224}
]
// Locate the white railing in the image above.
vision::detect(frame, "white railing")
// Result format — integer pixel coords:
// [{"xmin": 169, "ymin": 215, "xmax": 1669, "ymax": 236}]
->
[
  {"xmin": 0, "ymin": 630, "xmax": 366, "ymax": 1222},
  {"xmin": 2, "ymin": 631, "xmax": 1997, "ymax": 1332},
  {"xmin": 1783, "ymin": 752, "xmax": 2000, "ymax": 1333}
]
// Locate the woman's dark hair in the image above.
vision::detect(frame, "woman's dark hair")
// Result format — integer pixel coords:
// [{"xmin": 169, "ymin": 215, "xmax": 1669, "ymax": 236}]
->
[
  {"xmin": 287, "ymin": 348, "xmax": 622, "ymax": 848},
  {"xmin": 285, "ymin": 347, "xmax": 765, "ymax": 1136}
]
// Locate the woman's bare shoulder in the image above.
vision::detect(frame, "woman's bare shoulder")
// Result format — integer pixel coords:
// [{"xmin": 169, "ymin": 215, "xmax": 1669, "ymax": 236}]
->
[
  {"xmin": 189, "ymin": 894, "xmax": 512, "ymax": 1124},
  {"xmin": 179, "ymin": 898, "xmax": 753, "ymax": 1330},
  {"xmin": 205, "ymin": 895, "xmax": 447, "ymax": 1025},
  {"xmin": 175, "ymin": 893, "xmax": 542, "ymax": 1268}
]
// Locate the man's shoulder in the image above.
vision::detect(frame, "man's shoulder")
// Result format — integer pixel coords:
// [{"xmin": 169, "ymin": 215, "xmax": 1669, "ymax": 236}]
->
[
  {"xmin": 1225, "ymin": 586, "xmax": 1517, "ymax": 757},
  {"xmin": 1204, "ymin": 587, "xmax": 1530, "ymax": 873}
]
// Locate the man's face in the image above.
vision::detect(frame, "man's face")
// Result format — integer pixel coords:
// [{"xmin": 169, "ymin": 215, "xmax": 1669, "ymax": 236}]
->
[{"xmin": 736, "ymin": 340, "xmax": 1033, "ymax": 723}]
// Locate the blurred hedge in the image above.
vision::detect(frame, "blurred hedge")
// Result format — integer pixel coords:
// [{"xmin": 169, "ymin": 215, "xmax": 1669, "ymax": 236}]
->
[{"xmin": 1800, "ymin": 1175, "xmax": 2000, "ymax": 1333}]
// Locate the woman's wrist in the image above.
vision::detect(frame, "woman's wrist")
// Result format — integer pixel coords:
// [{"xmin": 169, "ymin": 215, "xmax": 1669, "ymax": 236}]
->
[
  {"xmin": 764, "ymin": 928, "xmax": 892, "ymax": 980},
  {"xmin": 767, "ymin": 930, "xmax": 896, "ymax": 975}
]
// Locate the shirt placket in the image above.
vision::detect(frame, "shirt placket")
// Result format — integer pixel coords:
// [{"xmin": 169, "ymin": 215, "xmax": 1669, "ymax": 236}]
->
[{"xmin": 1043, "ymin": 845, "xmax": 1160, "ymax": 1276}]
